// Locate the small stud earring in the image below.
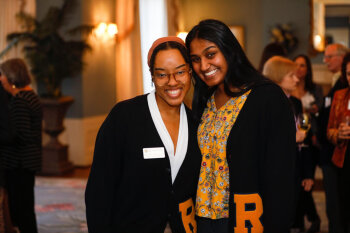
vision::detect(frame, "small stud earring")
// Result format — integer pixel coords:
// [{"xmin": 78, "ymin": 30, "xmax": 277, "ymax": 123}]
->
[{"xmin": 12, "ymin": 84, "xmax": 16, "ymax": 89}]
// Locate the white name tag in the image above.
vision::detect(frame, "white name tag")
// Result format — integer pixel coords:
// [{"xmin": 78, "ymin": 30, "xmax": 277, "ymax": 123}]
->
[
  {"xmin": 325, "ymin": 97, "xmax": 331, "ymax": 108},
  {"xmin": 143, "ymin": 147, "xmax": 165, "ymax": 159},
  {"xmin": 348, "ymin": 100, "xmax": 350, "ymax": 110}
]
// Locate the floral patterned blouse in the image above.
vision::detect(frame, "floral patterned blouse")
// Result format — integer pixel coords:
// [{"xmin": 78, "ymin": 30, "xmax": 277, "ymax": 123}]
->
[{"xmin": 196, "ymin": 90, "xmax": 251, "ymax": 219}]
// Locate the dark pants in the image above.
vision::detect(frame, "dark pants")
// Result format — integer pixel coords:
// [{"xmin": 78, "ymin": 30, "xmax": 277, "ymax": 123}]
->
[
  {"xmin": 302, "ymin": 190, "xmax": 319, "ymax": 223},
  {"xmin": 322, "ymin": 163, "xmax": 343, "ymax": 233},
  {"xmin": 294, "ymin": 188, "xmax": 320, "ymax": 230},
  {"xmin": 5, "ymin": 169, "xmax": 38, "ymax": 233},
  {"xmin": 197, "ymin": 217, "xmax": 229, "ymax": 233},
  {"xmin": 338, "ymin": 154, "xmax": 350, "ymax": 233}
]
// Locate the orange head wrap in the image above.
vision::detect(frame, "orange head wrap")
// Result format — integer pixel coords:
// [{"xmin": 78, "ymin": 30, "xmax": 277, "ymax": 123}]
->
[{"xmin": 147, "ymin": 36, "xmax": 186, "ymax": 67}]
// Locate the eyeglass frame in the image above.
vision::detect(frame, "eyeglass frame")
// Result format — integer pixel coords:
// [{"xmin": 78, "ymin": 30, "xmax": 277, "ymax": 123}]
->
[
  {"xmin": 324, "ymin": 53, "xmax": 341, "ymax": 60},
  {"xmin": 153, "ymin": 67, "xmax": 192, "ymax": 85}
]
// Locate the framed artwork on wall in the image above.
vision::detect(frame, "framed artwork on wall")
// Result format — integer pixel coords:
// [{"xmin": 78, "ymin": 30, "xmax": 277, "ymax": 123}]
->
[{"xmin": 229, "ymin": 26, "xmax": 245, "ymax": 49}]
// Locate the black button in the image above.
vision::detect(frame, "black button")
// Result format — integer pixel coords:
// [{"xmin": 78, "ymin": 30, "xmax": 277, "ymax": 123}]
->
[{"xmin": 166, "ymin": 168, "xmax": 171, "ymax": 173}]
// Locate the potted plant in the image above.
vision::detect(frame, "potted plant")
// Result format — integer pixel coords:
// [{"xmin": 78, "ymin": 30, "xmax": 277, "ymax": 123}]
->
[{"xmin": 6, "ymin": 0, "xmax": 93, "ymax": 175}]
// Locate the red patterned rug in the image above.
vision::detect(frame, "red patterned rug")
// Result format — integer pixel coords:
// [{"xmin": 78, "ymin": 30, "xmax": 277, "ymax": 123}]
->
[{"xmin": 35, "ymin": 177, "xmax": 87, "ymax": 233}]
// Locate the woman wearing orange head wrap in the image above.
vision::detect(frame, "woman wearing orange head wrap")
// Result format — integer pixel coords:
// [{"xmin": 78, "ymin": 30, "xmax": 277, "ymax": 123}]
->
[{"xmin": 85, "ymin": 37, "xmax": 201, "ymax": 233}]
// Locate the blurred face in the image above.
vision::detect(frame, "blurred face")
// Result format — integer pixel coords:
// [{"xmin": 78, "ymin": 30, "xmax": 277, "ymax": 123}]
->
[
  {"xmin": 0, "ymin": 73, "xmax": 12, "ymax": 94},
  {"xmin": 279, "ymin": 71, "xmax": 299, "ymax": 95},
  {"xmin": 152, "ymin": 49, "xmax": 191, "ymax": 109},
  {"xmin": 324, "ymin": 45, "xmax": 343, "ymax": 73},
  {"xmin": 295, "ymin": 57, "xmax": 307, "ymax": 81},
  {"xmin": 189, "ymin": 38, "xmax": 228, "ymax": 88},
  {"xmin": 346, "ymin": 62, "xmax": 350, "ymax": 85}
]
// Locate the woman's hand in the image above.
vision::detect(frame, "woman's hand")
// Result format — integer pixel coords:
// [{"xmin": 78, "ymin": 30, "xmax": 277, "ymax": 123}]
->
[
  {"xmin": 296, "ymin": 129, "xmax": 306, "ymax": 143},
  {"xmin": 338, "ymin": 122, "xmax": 350, "ymax": 140},
  {"xmin": 301, "ymin": 179, "xmax": 314, "ymax": 192}
]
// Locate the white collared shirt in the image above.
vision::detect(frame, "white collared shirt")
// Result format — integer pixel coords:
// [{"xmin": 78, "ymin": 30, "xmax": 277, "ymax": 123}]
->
[{"xmin": 147, "ymin": 91, "xmax": 188, "ymax": 183}]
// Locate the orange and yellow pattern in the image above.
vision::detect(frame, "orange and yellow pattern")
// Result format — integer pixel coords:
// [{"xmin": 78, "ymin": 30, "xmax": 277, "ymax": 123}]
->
[{"xmin": 196, "ymin": 90, "xmax": 251, "ymax": 219}]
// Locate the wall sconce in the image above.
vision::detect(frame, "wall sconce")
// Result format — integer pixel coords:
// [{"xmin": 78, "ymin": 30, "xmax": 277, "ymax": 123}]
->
[
  {"xmin": 313, "ymin": 34, "xmax": 324, "ymax": 51},
  {"xmin": 177, "ymin": 32, "xmax": 188, "ymax": 42},
  {"xmin": 311, "ymin": 1, "xmax": 325, "ymax": 52},
  {"xmin": 94, "ymin": 22, "xmax": 118, "ymax": 40}
]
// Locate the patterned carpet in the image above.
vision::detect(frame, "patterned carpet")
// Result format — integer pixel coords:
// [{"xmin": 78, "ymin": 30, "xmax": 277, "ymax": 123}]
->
[
  {"xmin": 34, "ymin": 169, "xmax": 328, "ymax": 233},
  {"xmin": 35, "ymin": 177, "xmax": 88, "ymax": 233}
]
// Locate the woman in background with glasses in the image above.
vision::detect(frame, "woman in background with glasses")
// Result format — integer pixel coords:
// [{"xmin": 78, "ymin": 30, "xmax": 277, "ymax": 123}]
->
[{"xmin": 85, "ymin": 36, "xmax": 201, "ymax": 233}]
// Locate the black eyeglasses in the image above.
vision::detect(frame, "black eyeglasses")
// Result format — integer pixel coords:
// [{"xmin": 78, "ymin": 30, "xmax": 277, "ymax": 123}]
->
[
  {"xmin": 154, "ymin": 69, "xmax": 192, "ymax": 85},
  {"xmin": 324, "ymin": 54, "xmax": 340, "ymax": 60}
]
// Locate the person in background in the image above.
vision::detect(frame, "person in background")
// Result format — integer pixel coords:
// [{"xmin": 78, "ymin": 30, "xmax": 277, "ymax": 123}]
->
[
  {"xmin": 262, "ymin": 56, "xmax": 314, "ymax": 233},
  {"xmin": 0, "ymin": 83, "xmax": 17, "ymax": 233},
  {"xmin": 292, "ymin": 54, "xmax": 322, "ymax": 233},
  {"xmin": 85, "ymin": 36, "xmax": 201, "ymax": 233},
  {"xmin": 186, "ymin": 19, "xmax": 296, "ymax": 233},
  {"xmin": 317, "ymin": 43, "xmax": 348, "ymax": 233},
  {"xmin": 324, "ymin": 44, "xmax": 348, "ymax": 87},
  {"xmin": 257, "ymin": 42, "xmax": 287, "ymax": 73},
  {"xmin": 0, "ymin": 58, "xmax": 42, "ymax": 233},
  {"xmin": 327, "ymin": 52, "xmax": 350, "ymax": 233}
]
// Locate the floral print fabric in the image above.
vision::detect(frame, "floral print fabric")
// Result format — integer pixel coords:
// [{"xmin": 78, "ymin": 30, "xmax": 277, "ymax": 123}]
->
[{"xmin": 196, "ymin": 90, "xmax": 251, "ymax": 219}]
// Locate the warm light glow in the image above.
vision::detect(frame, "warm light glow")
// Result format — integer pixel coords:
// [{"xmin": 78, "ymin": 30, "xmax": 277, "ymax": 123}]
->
[
  {"xmin": 314, "ymin": 35, "xmax": 322, "ymax": 44},
  {"xmin": 94, "ymin": 22, "xmax": 118, "ymax": 40},
  {"xmin": 177, "ymin": 32, "xmax": 188, "ymax": 42},
  {"xmin": 312, "ymin": 2, "xmax": 325, "ymax": 52},
  {"xmin": 95, "ymin": 22, "xmax": 107, "ymax": 37},
  {"xmin": 107, "ymin": 24, "xmax": 118, "ymax": 36},
  {"xmin": 313, "ymin": 34, "xmax": 324, "ymax": 51}
]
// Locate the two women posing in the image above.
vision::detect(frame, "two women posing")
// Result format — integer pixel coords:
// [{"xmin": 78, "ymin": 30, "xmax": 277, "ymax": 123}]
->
[{"xmin": 86, "ymin": 19, "xmax": 296, "ymax": 233}]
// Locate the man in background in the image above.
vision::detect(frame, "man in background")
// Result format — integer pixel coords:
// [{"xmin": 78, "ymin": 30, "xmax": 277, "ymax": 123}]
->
[
  {"xmin": 324, "ymin": 43, "xmax": 348, "ymax": 88},
  {"xmin": 318, "ymin": 43, "xmax": 348, "ymax": 233}
]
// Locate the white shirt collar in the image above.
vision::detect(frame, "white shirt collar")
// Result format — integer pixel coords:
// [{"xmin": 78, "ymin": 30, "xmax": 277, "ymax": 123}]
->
[{"xmin": 147, "ymin": 91, "xmax": 188, "ymax": 183}]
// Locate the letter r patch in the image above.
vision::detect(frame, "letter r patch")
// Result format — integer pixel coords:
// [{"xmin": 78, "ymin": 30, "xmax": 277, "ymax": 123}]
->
[
  {"xmin": 179, "ymin": 198, "xmax": 197, "ymax": 233},
  {"xmin": 234, "ymin": 193, "xmax": 263, "ymax": 233}
]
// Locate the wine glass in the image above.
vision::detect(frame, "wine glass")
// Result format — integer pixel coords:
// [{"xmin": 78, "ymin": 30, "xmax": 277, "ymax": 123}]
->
[
  {"xmin": 297, "ymin": 113, "xmax": 311, "ymax": 147},
  {"xmin": 298, "ymin": 113, "xmax": 311, "ymax": 133}
]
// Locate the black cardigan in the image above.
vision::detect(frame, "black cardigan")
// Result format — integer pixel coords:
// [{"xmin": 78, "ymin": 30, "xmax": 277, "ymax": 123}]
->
[
  {"xmin": 209, "ymin": 83, "xmax": 296, "ymax": 233},
  {"xmin": 0, "ymin": 85, "xmax": 12, "ymax": 144},
  {"xmin": 85, "ymin": 94, "xmax": 201, "ymax": 233}
]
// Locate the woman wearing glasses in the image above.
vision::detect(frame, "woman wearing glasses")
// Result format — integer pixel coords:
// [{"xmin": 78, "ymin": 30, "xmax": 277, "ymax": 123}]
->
[
  {"xmin": 85, "ymin": 36, "xmax": 201, "ymax": 233},
  {"xmin": 186, "ymin": 19, "xmax": 296, "ymax": 233}
]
